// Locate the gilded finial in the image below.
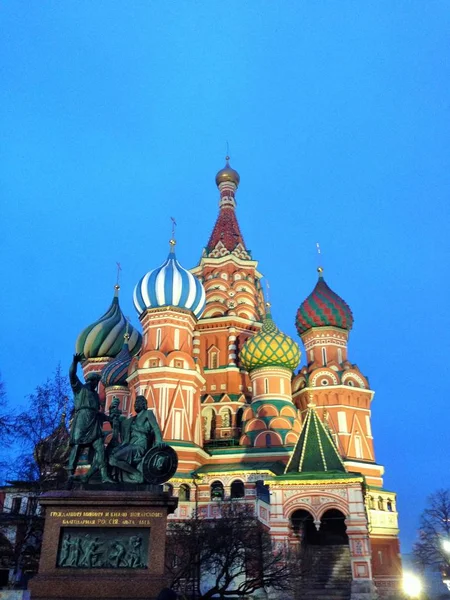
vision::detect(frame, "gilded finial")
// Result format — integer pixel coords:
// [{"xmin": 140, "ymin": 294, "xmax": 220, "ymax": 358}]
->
[
  {"xmin": 169, "ymin": 217, "xmax": 177, "ymax": 251},
  {"xmin": 316, "ymin": 243, "xmax": 324, "ymax": 277},
  {"xmin": 124, "ymin": 318, "xmax": 130, "ymax": 342},
  {"xmin": 115, "ymin": 262, "xmax": 122, "ymax": 295}
]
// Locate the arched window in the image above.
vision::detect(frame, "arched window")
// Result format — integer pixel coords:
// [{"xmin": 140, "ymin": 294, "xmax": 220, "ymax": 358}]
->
[
  {"xmin": 230, "ymin": 480, "xmax": 245, "ymax": 499},
  {"xmin": 265, "ymin": 433, "xmax": 272, "ymax": 448},
  {"xmin": 211, "ymin": 481, "xmax": 224, "ymax": 501},
  {"xmin": 165, "ymin": 483, "xmax": 174, "ymax": 495},
  {"xmin": 236, "ymin": 407, "xmax": 244, "ymax": 430},
  {"xmin": 377, "ymin": 496, "xmax": 384, "ymax": 511},
  {"xmin": 179, "ymin": 484, "xmax": 191, "ymax": 501},
  {"xmin": 369, "ymin": 496, "xmax": 375, "ymax": 510},
  {"xmin": 387, "ymin": 499, "xmax": 393, "ymax": 512},
  {"xmin": 208, "ymin": 346, "xmax": 219, "ymax": 369}
]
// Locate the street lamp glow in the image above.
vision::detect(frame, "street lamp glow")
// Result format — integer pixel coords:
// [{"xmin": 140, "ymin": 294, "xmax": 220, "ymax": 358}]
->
[
  {"xmin": 403, "ymin": 572, "xmax": 423, "ymax": 598},
  {"xmin": 442, "ymin": 539, "xmax": 450, "ymax": 554}
]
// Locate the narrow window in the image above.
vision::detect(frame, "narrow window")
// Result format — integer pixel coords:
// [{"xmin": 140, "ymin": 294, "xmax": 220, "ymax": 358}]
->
[
  {"xmin": 264, "ymin": 378, "xmax": 269, "ymax": 394},
  {"xmin": 337, "ymin": 348, "xmax": 343, "ymax": 363},
  {"xmin": 354, "ymin": 435, "xmax": 363, "ymax": 458},
  {"xmin": 280, "ymin": 378, "xmax": 285, "ymax": 394},
  {"xmin": 174, "ymin": 328, "xmax": 180, "ymax": 350},
  {"xmin": 210, "ymin": 352, "xmax": 218, "ymax": 369},
  {"xmin": 387, "ymin": 499, "xmax": 393, "ymax": 512},
  {"xmin": 156, "ymin": 328, "xmax": 162, "ymax": 350},
  {"xmin": 322, "ymin": 347, "xmax": 327, "ymax": 366},
  {"xmin": 265, "ymin": 433, "xmax": 272, "ymax": 448},
  {"xmin": 310, "ymin": 350, "xmax": 314, "ymax": 362},
  {"xmin": 173, "ymin": 409, "xmax": 182, "ymax": 439},
  {"xmin": 365, "ymin": 415, "xmax": 372, "ymax": 437},
  {"xmin": 337, "ymin": 411, "xmax": 348, "ymax": 433}
]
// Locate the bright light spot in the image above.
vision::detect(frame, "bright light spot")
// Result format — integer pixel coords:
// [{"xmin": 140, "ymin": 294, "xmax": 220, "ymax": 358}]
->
[
  {"xmin": 442, "ymin": 539, "xmax": 450, "ymax": 554},
  {"xmin": 403, "ymin": 572, "xmax": 423, "ymax": 597}
]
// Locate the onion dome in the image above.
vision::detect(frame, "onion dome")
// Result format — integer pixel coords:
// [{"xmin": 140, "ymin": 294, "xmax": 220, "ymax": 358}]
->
[
  {"xmin": 215, "ymin": 156, "xmax": 240, "ymax": 188},
  {"xmin": 296, "ymin": 268, "xmax": 354, "ymax": 335},
  {"xmin": 240, "ymin": 306, "xmax": 300, "ymax": 371},
  {"xmin": 101, "ymin": 336, "xmax": 132, "ymax": 387},
  {"xmin": 133, "ymin": 242, "xmax": 206, "ymax": 319},
  {"xmin": 75, "ymin": 287, "xmax": 142, "ymax": 359}
]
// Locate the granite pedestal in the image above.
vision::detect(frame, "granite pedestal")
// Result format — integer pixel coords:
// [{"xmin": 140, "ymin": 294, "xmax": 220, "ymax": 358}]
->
[{"xmin": 29, "ymin": 488, "xmax": 177, "ymax": 600}]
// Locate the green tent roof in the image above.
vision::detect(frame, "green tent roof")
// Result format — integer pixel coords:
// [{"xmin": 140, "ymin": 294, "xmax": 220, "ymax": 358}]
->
[{"xmin": 285, "ymin": 405, "xmax": 346, "ymax": 474}]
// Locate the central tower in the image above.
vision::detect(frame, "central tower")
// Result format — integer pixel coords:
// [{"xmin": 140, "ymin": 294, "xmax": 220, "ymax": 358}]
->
[{"xmin": 191, "ymin": 159, "xmax": 266, "ymax": 444}]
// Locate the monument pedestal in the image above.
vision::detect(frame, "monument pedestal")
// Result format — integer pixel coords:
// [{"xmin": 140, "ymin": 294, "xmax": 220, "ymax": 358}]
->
[{"xmin": 29, "ymin": 489, "xmax": 177, "ymax": 600}]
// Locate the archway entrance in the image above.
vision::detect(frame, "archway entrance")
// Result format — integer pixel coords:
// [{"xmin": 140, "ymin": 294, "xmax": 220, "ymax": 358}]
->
[
  {"xmin": 290, "ymin": 509, "xmax": 320, "ymax": 545},
  {"xmin": 320, "ymin": 509, "xmax": 348, "ymax": 545},
  {"xmin": 289, "ymin": 508, "xmax": 352, "ymax": 598}
]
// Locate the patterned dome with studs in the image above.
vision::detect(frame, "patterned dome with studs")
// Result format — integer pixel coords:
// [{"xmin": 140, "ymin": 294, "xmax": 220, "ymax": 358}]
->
[
  {"xmin": 240, "ymin": 310, "xmax": 300, "ymax": 371},
  {"xmin": 296, "ymin": 269, "xmax": 354, "ymax": 335}
]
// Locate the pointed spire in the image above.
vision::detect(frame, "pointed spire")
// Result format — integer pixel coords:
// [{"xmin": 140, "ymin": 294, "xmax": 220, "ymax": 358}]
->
[
  {"xmin": 207, "ymin": 158, "xmax": 248, "ymax": 255},
  {"xmin": 285, "ymin": 404, "xmax": 346, "ymax": 474}
]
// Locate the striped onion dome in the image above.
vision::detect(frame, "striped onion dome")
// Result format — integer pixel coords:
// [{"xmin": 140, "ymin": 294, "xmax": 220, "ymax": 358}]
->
[
  {"xmin": 101, "ymin": 337, "xmax": 132, "ymax": 387},
  {"xmin": 240, "ymin": 307, "xmax": 301, "ymax": 371},
  {"xmin": 133, "ymin": 244, "xmax": 206, "ymax": 319},
  {"xmin": 296, "ymin": 268, "xmax": 354, "ymax": 335},
  {"xmin": 75, "ymin": 287, "xmax": 142, "ymax": 359}
]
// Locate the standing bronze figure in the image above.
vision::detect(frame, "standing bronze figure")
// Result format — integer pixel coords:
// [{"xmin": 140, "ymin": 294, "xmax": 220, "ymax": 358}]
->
[{"xmin": 68, "ymin": 353, "xmax": 112, "ymax": 483}]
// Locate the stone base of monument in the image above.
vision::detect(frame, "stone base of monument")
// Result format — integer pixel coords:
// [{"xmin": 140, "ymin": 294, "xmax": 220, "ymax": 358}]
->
[{"xmin": 29, "ymin": 488, "xmax": 178, "ymax": 600}]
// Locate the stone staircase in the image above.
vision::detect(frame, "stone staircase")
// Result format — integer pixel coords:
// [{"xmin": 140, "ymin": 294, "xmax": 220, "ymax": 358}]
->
[{"xmin": 294, "ymin": 545, "xmax": 352, "ymax": 600}]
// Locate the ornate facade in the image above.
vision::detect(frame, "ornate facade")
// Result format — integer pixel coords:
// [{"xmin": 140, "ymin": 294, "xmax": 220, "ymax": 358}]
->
[{"xmin": 74, "ymin": 158, "xmax": 402, "ymax": 598}]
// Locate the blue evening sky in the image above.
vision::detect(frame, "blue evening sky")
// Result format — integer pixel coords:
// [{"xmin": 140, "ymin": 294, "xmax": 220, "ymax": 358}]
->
[{"xmin": 1, "ymin": 2, "xmax": 449, "ymax": 551}]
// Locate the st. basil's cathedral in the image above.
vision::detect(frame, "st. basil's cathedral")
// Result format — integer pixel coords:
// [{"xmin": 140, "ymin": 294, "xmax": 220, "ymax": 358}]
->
[{"xmin": 75, "ymin": 159, "xmax": 402, "ymax": 598}]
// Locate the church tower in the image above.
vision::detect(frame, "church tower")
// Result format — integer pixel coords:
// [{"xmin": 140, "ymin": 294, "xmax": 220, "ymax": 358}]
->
[
  {"xmin": 128, "ymin": 240, "xmax": 207, "ymax": 472},
  {"xmin": 292, "ymin": 267, "xmax": 380, "ymax": 485},
  {"xmin": 191, "ymin": 159, "xmax": 266, "ymax": 444},
  {"xmin": 239, "ymin": 306, "xmax": 301, "ymax": 448}
]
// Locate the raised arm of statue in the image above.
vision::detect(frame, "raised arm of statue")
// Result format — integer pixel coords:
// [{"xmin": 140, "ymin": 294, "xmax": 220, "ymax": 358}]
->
[
  {"xmin": 146, "ymin": 409, "xmax": 163, "ymax": 445},
  {"xmin": 69, "ymin": 353, "xmax": 83, "ymax": 394}
]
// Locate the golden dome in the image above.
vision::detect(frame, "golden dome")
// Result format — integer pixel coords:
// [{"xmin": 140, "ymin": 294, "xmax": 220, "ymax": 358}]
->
[{"xmin": 215, "ymin": 157, "xmax": 240, "ymax": 188}]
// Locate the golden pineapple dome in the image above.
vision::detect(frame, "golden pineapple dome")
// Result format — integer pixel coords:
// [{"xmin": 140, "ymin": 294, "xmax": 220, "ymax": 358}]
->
[
  {"xmin": 240, "ymin": 309, "xmax": 300, "ymax": 372},
  {"xmin": 215, "ymin": 157, "xmax": 240, "ymax": 188}
]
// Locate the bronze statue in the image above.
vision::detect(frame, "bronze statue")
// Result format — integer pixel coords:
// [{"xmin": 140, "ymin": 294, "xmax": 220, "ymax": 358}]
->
[
  {"xmin": 109, "ymin": 396, "xmax": 164, "ymax": 483},
  {"xmin": 68, "ymin": 353, "xmax": 177, "ymax": 485},
  {"xmin": 68, "ymin": 353, "xmax": 113, "ymax": 483}
]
